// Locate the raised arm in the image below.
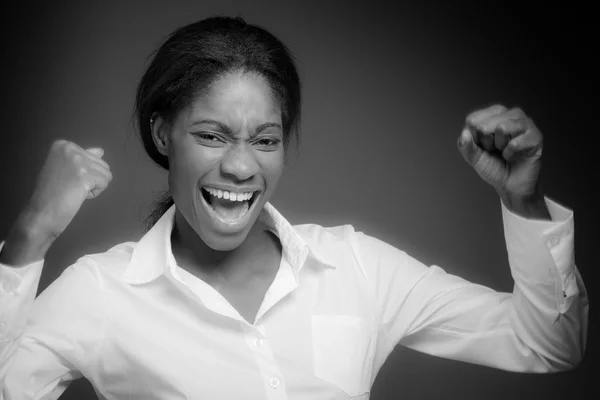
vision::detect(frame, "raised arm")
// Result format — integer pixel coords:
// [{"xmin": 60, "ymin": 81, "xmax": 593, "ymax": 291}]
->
[
  {"xmin": 352, "ymin": 196, "xmax": 586, "ymax": 374},
  {"xmin": 0, "ymin": 140, "xmax": 112, "ymax": 398},
  {"xmin": 351, "ymin": 105, "xmax": 588, "ymax": 374}
]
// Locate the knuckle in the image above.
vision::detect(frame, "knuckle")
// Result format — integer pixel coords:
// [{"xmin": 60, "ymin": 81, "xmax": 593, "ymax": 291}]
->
[
  {"xmin": 479, "ymin": 124, "xmax": 493, "ymax": 134},
  {"xmin": 76, "ymin": 165, "xmax": 89, "ymax": 177},
  {"xmin": 61, "ymin": 142, "xmax": 80, "ymax": 159},
  {"xmin": 51, "ymin": 139, "xmax": 67, "ymax": 149},
  {"xmin": 524, "ymin": 117, "xmax": 535, "ymax": 127},
  {"xmin": 62, "ymin": 141, "xmax": 77, "ymax": 152},
  {"xmin": 511, "ymin": 107, "xmax": 525, "ymax": 117},
  {"xmin": 465, "ymin": 108, "xmax": 481, "ymax": 123},
  {"xmin": 51, "ymin": 139, "xmax": 72, "ymax": 154},
  {"xmin": 71, "ymin": 152, "xmax": 83, "ymax": 164}
]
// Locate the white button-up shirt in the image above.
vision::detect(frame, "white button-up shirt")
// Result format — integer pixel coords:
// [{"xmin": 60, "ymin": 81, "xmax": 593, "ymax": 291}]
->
[{"xmin": 0, "ymin": 198, "xmax": 588, "ymax": 399}]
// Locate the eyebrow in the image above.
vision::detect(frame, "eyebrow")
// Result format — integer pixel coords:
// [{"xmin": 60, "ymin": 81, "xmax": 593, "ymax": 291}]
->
[{"xmin": 190, "ymin": 119, "xmax": 282, "ymax": 137}]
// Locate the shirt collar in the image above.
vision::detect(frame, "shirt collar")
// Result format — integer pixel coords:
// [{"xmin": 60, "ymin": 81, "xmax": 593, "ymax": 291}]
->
[{"xmin": 123, "ymin": 202, "xmax": 336, "ymax": 285}]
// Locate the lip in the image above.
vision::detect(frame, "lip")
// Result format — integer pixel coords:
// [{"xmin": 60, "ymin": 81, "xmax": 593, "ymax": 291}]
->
[
  {"xmin": 202, "ymin": 184, "xmax": 262, "ymax": 194},
  {"xmin": 200, "ymin": 187, "xmax": 261, "ymax": 232}
]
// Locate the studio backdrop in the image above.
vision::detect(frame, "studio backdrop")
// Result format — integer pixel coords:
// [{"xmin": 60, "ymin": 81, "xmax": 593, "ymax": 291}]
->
[{"xmin": 0, "ymin": 1, "xmax": 594, "ymax": 399}]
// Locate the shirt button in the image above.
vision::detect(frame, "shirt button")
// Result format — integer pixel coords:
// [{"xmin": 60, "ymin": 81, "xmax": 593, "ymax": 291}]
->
[
  {"xmin": 548, "ymin": 235, "xmax": 560, "ymax": 248},
  {"xmin": 270, "ymin": 378, "xmax": 280, "ymax": 388},
  {"xmin": 254, "ymin": 338, "xmax": 263, "ymax": 348},
  {"xmin": 0, "ymin": 321, "xmax": 7, "ymax": 333}
]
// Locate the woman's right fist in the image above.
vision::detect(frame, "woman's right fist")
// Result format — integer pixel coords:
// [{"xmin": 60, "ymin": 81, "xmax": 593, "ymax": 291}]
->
[{"xmin": 27, "ymin": 140, "xmax": 113, "ymax": 240}]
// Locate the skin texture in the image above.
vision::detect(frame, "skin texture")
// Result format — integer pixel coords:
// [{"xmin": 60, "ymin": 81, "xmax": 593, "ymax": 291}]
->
[
  {"xmin": 0, "ymin": 95, "xmax": 550, "ymax": 273},
  {"xmin": 0, "ymin": 141, "xmax": 112, "ymax": 267},
  {"xmin": 150, "ymin": 71, "xmax": 285, "ymax": 277},
  {"xmin": 457, "ymin": 105, "xmax": 550, "ymax": 220}
]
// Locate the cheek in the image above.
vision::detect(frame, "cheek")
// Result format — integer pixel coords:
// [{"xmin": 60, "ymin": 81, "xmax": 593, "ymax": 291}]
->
[
  {"xmin": 258, "ymin": 150, "xmax": 285, "ymax": 183},
  {"xmin": 169, "ymin": 143, "xmax": 217, "ymax": 184},
  {"xmin": 169, "ymin": 142, "xmax": 284, "ymax": 189}
]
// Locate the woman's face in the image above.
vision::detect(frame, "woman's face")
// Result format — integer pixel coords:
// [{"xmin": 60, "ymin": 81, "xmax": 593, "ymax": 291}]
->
[{"xmin": 153, "ymin": 71, "xmax": 285, "ymax": 251}]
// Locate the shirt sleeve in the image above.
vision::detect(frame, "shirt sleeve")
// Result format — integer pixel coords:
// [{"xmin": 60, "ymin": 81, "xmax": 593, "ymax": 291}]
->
[
  {"xmin": 349, "ymin": 196, "xmax": 588, "ymax": 374},
  {"xmin": 0, "ymin": 241, "xmax": 105, "ymax": 399}
]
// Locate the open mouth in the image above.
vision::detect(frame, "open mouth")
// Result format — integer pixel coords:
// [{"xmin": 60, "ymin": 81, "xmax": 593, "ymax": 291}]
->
[{"xmin": 201, "ymin": 187, "xmax": 259, "ymax": 222}]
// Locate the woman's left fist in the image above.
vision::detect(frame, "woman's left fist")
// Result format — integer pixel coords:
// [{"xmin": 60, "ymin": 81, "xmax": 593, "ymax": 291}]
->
[{"xmin": 457, "ymin": 104, "xmax": 544, "ymax": 201}]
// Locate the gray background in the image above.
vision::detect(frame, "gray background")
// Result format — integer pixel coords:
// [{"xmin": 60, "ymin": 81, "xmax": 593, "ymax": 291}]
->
[{"xmin": 0, "ymin": 1, "xmax": 594, "ymax": 398}]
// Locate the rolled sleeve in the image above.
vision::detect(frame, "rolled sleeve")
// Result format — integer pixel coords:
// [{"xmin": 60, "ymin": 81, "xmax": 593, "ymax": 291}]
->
[
  {"xmin": 0, "ymin": 241, "xmax": 44, "ymax": 344},
  {"xmin": 501, "ymin": 196, "xmax": 578, "ymax": 312},
  {"xmin": 353, "ymin": 195, "xmax": 588, "ymax": 374}
]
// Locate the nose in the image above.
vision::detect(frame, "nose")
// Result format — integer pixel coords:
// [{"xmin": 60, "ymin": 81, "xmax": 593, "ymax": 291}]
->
[{"xmin": 220, "ymin": 142, "xmax": 260, "ymax": 181}]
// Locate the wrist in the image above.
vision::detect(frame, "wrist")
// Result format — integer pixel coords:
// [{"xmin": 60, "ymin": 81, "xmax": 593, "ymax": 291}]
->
[
  {"xmin": 17, "ymin": 205, "xmax": 58, "ymax": 241},
  {"xmin": 0, "ymin": 208, "xmax": 57, "ymax": 267},
  {"xmin": 499, "ymin": 192, "xmax": 551, "ymax": 220}
]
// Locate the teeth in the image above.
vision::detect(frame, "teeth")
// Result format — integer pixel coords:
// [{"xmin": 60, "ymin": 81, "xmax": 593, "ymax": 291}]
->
[{"xmin": 204, "ymin": 187, "xmax": 255, "ymax": 202}]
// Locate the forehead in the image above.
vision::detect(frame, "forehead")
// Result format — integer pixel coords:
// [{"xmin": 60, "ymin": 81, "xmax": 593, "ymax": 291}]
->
[{"xmin": 184, "ymin": 72, "xmax": 281, "ymax": 124}]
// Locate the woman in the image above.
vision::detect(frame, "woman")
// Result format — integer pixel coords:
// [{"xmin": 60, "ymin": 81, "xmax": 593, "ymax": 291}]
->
[{"xmin": 0, "ymin": 16, "xmax": 588, "ymax": 399}]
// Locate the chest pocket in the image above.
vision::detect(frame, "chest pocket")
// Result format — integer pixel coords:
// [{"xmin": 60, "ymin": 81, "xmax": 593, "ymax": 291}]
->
[{"xmin": 311, "ymin": 314, "xmax": 373, "ymax": 398}]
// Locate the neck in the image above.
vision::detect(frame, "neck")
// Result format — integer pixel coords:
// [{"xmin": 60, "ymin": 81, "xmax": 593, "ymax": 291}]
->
[{"xmin": 170, "ymin": 210, "xmax": 277, "ymax": 279}]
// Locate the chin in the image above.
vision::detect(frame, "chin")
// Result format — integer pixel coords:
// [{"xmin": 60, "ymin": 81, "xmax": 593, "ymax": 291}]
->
[
  {"xmin": 200, "ymin": 232, "xmax": 248, "ymax": 251},
  {"xmin": 190, "ymin": 188, "xmax": 267, "ymax": 251}
]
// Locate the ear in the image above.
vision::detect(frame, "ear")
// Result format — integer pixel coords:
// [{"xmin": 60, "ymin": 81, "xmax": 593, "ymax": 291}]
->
[{"xmin": 150, "ymin": 113, "xmax": 170, "ymax": 156}]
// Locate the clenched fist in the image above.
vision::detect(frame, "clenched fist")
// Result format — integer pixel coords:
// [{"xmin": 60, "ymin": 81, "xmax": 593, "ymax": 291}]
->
[
  {"xmin": 0, "ymin": 140, "xmax": 112, "ymax": 267},
  {"xmin": 457, "ymin": 105, "xmax": 550, "ymax": 219},
  {"xmin": 28, "ymin": 140, "xmax": 113, "ymax": 238}
]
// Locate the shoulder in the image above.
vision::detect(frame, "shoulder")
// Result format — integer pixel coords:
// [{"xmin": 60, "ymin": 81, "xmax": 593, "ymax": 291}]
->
[
  {"xmin": 28, "ymin": 244, "xmax": 139, "ymax": 343},
  {"xmin": 68, "ymin": 240, "xmax": 137, "ymax": 281},
  {"xmin": 291, "ymin": 222, "xmax": 364, "ymax": 266},
  {"xmin": 293, "ymin": 222, "xmax": 394, "ymax": 253},
  {"xmin": 293, "ymin": 222, "xmax": 355, "ymax": 247},
  {"xmin": 293, "ymin": 222, "xmax": 412, "ymax": 267},
  {"xmin": 293, "ymin": 222, "xmax": 352, "ymax": 237}
]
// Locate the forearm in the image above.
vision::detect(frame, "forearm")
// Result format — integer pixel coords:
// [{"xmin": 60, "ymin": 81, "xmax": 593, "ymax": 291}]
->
[
  {"xmin": 509, "ymin": 266, "xmax": 587, "ymax": 370},
  {"xmin": 500, "ymin": 195, "xmax": 551, "ymax": 220},
  {"xmin": 403, "ymin": 197, "xmax": 585, "ymax": 372},
  {"xmin": 0, "ymin": 208, "xmax": 55, "ymax": 267},
  {"xmin": 501, "ymin": 195, "xmax": 586, "ymax": 368},
  {"xmin": 399, "ymin": 275, "xmax": 587, "ymax": 372},
  {"xmin": 0, "ymin": 254, "xmax": 45, "ymax": 391},
  {"xmin": 498, "ymin": 181, "xmax": 552, "ymax": 222}
]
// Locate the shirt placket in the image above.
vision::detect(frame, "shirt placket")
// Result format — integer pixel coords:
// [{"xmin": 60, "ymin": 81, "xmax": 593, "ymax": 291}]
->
[{"xmin": 241, "ymin": 322, "xmax": 288, "ymax": 400}]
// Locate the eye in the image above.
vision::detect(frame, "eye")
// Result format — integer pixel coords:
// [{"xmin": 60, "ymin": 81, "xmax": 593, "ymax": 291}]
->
[
  {"xmin": 254, "ymin": 138, "xmax": 281, "ymax": 147},
  {"xmin": 193, "ymin": 132, "xmax": 224, "ymax": 143}
]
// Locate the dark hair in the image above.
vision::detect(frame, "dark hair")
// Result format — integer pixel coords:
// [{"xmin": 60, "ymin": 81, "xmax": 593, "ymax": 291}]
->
[{"xmin": 133, "ymin": 16, "xmax": 301, "ymax": 229}]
